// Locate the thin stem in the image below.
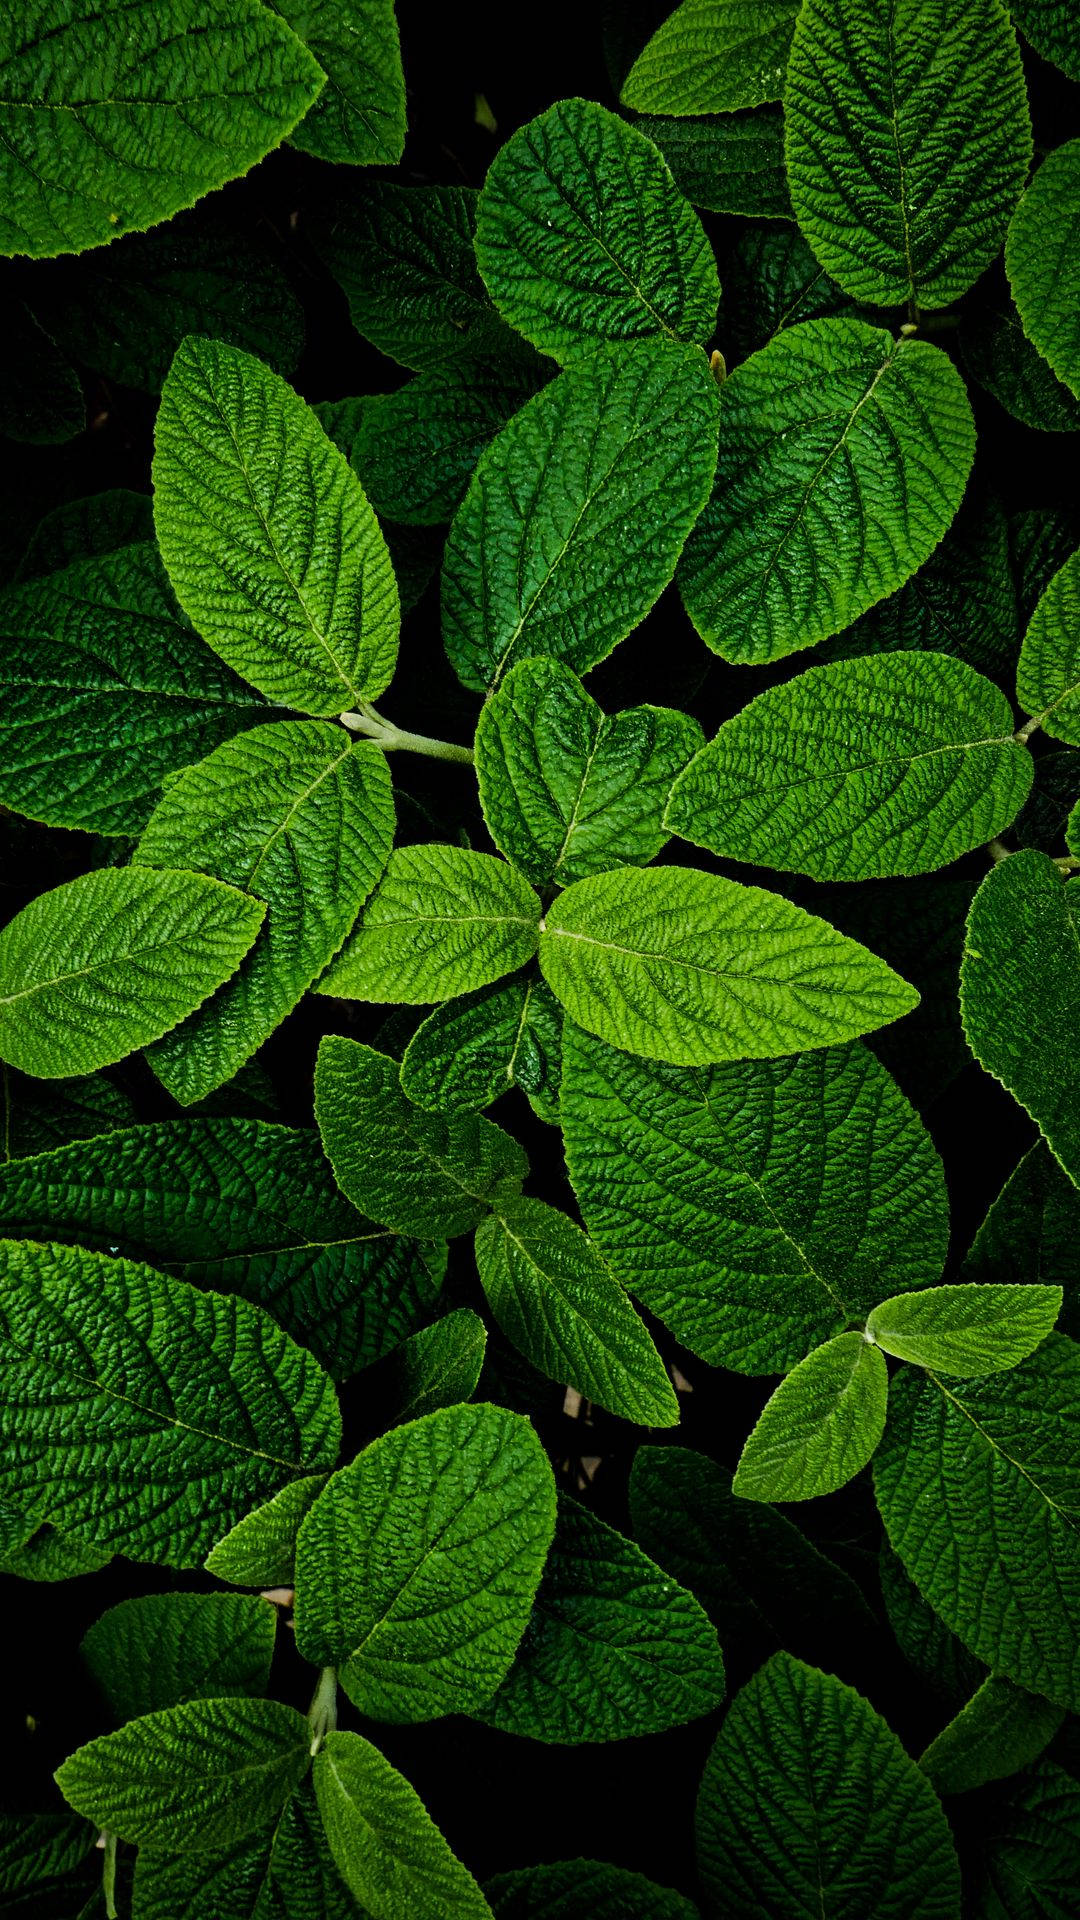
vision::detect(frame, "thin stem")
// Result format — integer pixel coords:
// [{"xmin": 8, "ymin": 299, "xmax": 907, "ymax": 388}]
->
[
  {"xmin": 308, "ymin": 1666, "xmax": 338, "ymax": 1756},
  {"xmin": 102, "ymin": 1832, "xmax": 118, "ymax": 1920},
  {"xmin": 987, "ymin": 838, "xmax": 1013, "ymax": 864},
  {"xmin": 340, "ymin": 708, "xmax": 474, "ymax": 764},
  {"xmin": 1016, "ymin": 713, "xmax": 1044, "ymax": 743},
  {"xmin": 1055, "ymin": 855, "xmax": 1080, "ymax": 875}
]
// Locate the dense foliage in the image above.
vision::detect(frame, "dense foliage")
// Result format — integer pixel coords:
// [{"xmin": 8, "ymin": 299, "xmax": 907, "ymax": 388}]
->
[{"xmin": 2, "ymin": 1, "xmax": 1080, "ymax": 1914}]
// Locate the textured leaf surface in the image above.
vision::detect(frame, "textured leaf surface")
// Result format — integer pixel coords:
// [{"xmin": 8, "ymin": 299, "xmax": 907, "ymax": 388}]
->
[
  {"xmin": 561, "ymin": 1026, "xmax": 947, "ymax": 1371},
  {"xmin": 874, "ymin": 1336, "xmax": 1080, "ymax": 1710},
  {"xmin": 442, "ymin": 340, "xmax": 719, "ymax": 692},
  {"xmin": 960, "ymin": 851, "xmax": 1080, "ymax": 1184},
  {"xmin": 0, "ymin": 1812, "xmax": 97, "ymax": 1917},
  {"xmin": 621, "ymin": 0, "xmax": 799, "ymax": 113},
  {"xmin": 1010, "ymin": 0, "xmax": 1080, "ymax": 79},
  {"xmin": 319, "ymin": 845, "xmax": 539, "ymax": 1004},
  {"xmin": 971, "ymin": 1761, "xmax": 1080, "ymax": 1918},
  {"xmin": 400, "ymin": 976, "xmax": 563, "ymax": 1117},
  {"xmin": 961, "ymin": 296, "xmax": 1080, "ymax": 435},
  {"xmin": 539, "ymin": 866, "xmax": 917, "ymax": 1065},
  {"xmin": 718, "ymin": 221, "xmax": 852, "ymax": 364},
  {"xmin": 919, "ymin": 1675, "xmax": 1064, "ymax": 1798},
  {"xmin": 365, "ymin": 1309, "xmax": 488, "ymax": 1428},
  {"xmin": 0, "ymin": 1521, "xmax": 112, "ymax": 1585},
  {"xmin": 1016, "ymin": 549, "xmax": 1080, "ymax": 743},
  {"xmin": 679, "ymin": 318, "xmax": 975, "ymax": 663},
  {"xmin": 294, "ymin": 1403, "xmax": 556, "ymax": 1721},
  {"xmin": 154, "ymin": 337, "xmax": 399, "ymax": 714},
  {"xmin": 273, "ymin": 0, "xmax": 405, "ymax": 166},
  {"xmin": 487, "ymin": 1859, "xmax": 698, "ymax": 1918},
  {"xmin": 81, "ymin": 1592, "xmax": 275, "ymax": 1724},
  {"xmin": 476, "ymin": 657, "xmax": 702, "ymax": 884},
  {"xmin": 1007, "ymin": 140, "xmax": 1080, "ymax": 402},
  {"xmin": 15, "ymin": 486, "xmax": 153, "ymax": 580},
  {"xmin": 56, "ymin": 1697, "xmax": 310, "ymax": 1851},
  {"xmin": 137, "ymin": 724, "xmax": 394, "ymax": 1102},
  {"xmin": 0, "ymin": 1116, "xmax": 441, "ymax": 1380},
  {"xmin": 629, "ymin": 106, "xmax": 790, "ymax": 217},
  {"xmin": 0, "ymin": 1065, "xmax": 136, "ymax": 1164},
  {"xmin": 315, "ymin": 1037, "xmax": 527, "ymax": 1237},
  {"xmin": 668, "ymin": 654, "xmax": 1032, "ymax": 881},
  {"xmin": 785, "ymin": 0, "xmax": 1030, "ymax": 309},
  {"xmin": 962, "ymin": 1146, "xmax": 1080, "ymax": 1341},
  {"xmin": 879, "ymin": 1542, "xmax": 983, "ymax": 1706},
  {"xmin": 474, "ymin": 1197, "xmax": 678, "ymax": 1425},
  {"xmin": 0, "ymin": 0, "xmax": 323, "ymax": 259},
  {"xmin": 314, "ymin": 1731, "xmax": 493, "ymax": 1920},
  {"xmin": 0, "ymin": 542, "xmax": 265, "ymax": 835},
  {"xmin": 205, "ymin": 1476, "xmax": 326, "ymax": 1588},
  {"xmin": 867, "ymin": 1283, "xmax": 1062, "ymax": 1375},
  {"xmin": 734, "ymin": 1332, "xmax": 889, "ymax": 1502},
  {"xmin": 474, "ymin": 99, "xmax": 719, "ymax": 362},
  {"xmin": 478, "ymin": 1496, "xmax": 726, "ymax": 1743},
  {"xmin": 131, "ymin": 1775, "xmax": 355, "ymax": 1920},
  {"xmin": 696, "ymin": 1653, "xmax": 961, "ymax": 1918},
  {"xmin": 0, "ymin": 1239, "xmax": 340, "ymax": 1564},
  {"xmin": 0, "ymin": 866, "xmax": 264, "ymax": 1079}
]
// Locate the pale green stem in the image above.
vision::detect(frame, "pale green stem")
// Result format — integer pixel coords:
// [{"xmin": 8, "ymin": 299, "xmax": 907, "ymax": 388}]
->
[
  {"xmin": 308, "ymin": 1666, "xmax": 338, "ymax": 1756},
  {"xmin": 102, "ymin": 1832, "xmax": 118, "ymax": 1920},
  {"xmin": 1015, "ymin": 714, "xmax": 1043, "ymax": 743},
  {"xmin": 340, "ymin": 705, "xmax": 474, "ymax": 765},
  {"xmin": 987, "ymin": 838, "xmax": 1013, "ymax": 864}
]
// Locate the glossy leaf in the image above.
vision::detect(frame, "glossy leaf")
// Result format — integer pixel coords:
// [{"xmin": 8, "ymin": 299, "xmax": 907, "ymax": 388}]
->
[
  {"xmin": 733, "ymin": 1333, "xmax": 889, "ymax": 1502},
  {"xmin": 866, "ymin": 1283, "xmax": 1062, "ymax": 1375}
]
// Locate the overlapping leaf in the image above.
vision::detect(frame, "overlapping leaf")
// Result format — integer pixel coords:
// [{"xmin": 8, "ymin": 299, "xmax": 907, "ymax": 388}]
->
[
  {"xmin": 400, "ymin": 976, "xmax": 563, "ymax": 1118},
  {"xmin": 866, "ymin": 1283, "xmax": 1062, "ymax": 1375},
  {"xmin": 919, "ymin": 1675, "xmax": 1063, "ymax": 1797},
  {"xmin": 620, "ymin": 0, "xmax": 800, "ymax": 115},
  {"xmin": 273, "ymin": 0, "xmax": 405, "ymax": 166},
  {"xmin": 1007, "ymin": 140, "xmax": 1080, "ymax": 402},
  {"xmin": 1016, "ymin": 548, "xmax": 1080, "ymax": 741},
  {"xmin": 963, "ymin": 1146, "xmax": 1080, "ymax": 1339},
  {"xmin": 627, "ymin": 106, "xmax": 790, "ymax": 217},
  {"xmin": 733, "ymin": 1332, "xmax": 889, "ymax": 1502},
  {"xmin": 205, "ymin": 1476, "xmax": 326, "ymax": 1589},
  {"xmin": 131, "ymin": 1775, "xmax": 355, "ymax": 1920},
  {"xmin": 487, "ymin": 1859, "xmax": 698, "ymax": 1918},
  {"xmin": 81, "ymin": 1592, "xmax": 276, "ymax": 1724},
  {"xmin": 314, "ymin": 1732, "xmax": 494, "ymax": 1920}
]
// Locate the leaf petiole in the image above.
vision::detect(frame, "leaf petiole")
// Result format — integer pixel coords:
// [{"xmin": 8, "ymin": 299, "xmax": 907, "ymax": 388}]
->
[
  {"xmin": 308, "ymin": 1666, "xmax": 339, "ymax": 1756},
  {"xmin": 340, "ymin": 706, "xmax": 475, "ymax": 764}
]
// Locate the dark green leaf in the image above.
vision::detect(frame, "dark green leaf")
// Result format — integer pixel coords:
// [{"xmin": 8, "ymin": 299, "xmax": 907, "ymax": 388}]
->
[
  {"xmin": 919, "ymin": 1675, "xmax": 1064, "ymax": 1797},
  {"xmin": 400, "ymin": 976, "xmax": 563, "ymax": 1118},
  {"xmin": 274, "ymin": 0, "xmax": 405, "ymax": 166},
  {"xmin": 1007, "ymin": 140, "xmax": 1080, "ymax": 402},
  {"xmin": 626, "ymin": 107, "xmax": 790, "ymax": 218},
  {"xmin": 81, "ymin": 1592, "xmax": 276, "ymax": 1724},
  {"xmin": 487, "ymin": 1859, "xmax": 698, "ymax": 1918}
]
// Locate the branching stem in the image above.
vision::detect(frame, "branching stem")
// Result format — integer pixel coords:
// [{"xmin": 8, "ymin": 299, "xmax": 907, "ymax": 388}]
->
[{"xmin": 341, "ymin": 704, "xmax": 474, "ymax": 764}]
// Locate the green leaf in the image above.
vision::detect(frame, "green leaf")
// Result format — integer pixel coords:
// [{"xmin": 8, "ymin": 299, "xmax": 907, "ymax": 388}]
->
[
  {"xmin": 476, "ymin": 1494, "xmax": 726, "ymax": 1743},
  {"xmin": 621, "ymin": 0, "xmax": 799, "ymax": 113},
  {"xmin": 14, "ymin": 487, "xmax": 153, "ymax": 580},
  {"xmin": 962, "ymin": 1146, "xmax": 1080, "ymax": 1340},
  {"xmin": 0, "ymin": 866, "xmax": 264, "ymax": 1079},
  {"xmin": 0, "ymin": 1522, "xmax": 112, "ymax": 1584},
  {"xmin": 679, "ymin": 318, "xmax": 975, "ymax": 664},
  {"xmin": 695, "ymin": 1652, "xmax": 962, "ymax": 1918},
  {"xmin": 1007, "ymin": 140, "xmax": 1080, "ymax": 403},
  {"xmin": 960, "ymin": 850, "xmax": 1080, "ymax": 1185},
  {"xmin": 400, "ymin": 975, "xmax": 563, "ymax": 1117},
  {"xmin": 364, "ymin": 1309, "xmax": 488, "ymax": 1427},
  {"xmin": 718, "ymin": 222, "xmax": 852, "ymax": 364},
  {"xmin": 1009, "ymin": 0, "xmax": 1080, "ymax": 80},
  {"xmin": 135, "ymin": 723, "xmax": 394, "ymax": 1102},
  {"xmin": 627, "ymin": 106, "xmax": 790, "ymax": 218},
  {"xmin": 55, "ymin": 1697, "xmax": 311, "ymax": 1852},
  {"xmin": 734, "ymin": 1333, "xmax": 889, "ymax": 1502},
  {"xmin": 317, "ymin": 845, "xmax": 540, "ymax": 1005},
  {"xmin": 153, "ymin": 336, "xmax": 399, "ymax": 714},
  {"xmin": 81, "ymin": 1592, "xmax": 276, "ymax": 1724},
  {"xmin": 539, "ymin": 866, "xmax": 917, "ymax": 1066},
  {"xmin": 294, "ymin": 1402, "xmax": 556, "ymax": 1721},
  {"xmin": 919, "ymin": 1675, "xmax": 1064, "ymax": 1797},
  {"xmin": 873, "ymin": 1335, "xmax": 1080, "ymax": 1711},
  {"xmin": 561, "ymin": 1026, "xmax": 947, "ymax": 1371},
  {"xmin": 313, "ymin": 1730, "xmax": 493, "ymax": 1920},
  {"xmin": 867, "ymin": 1283, "xmax": 1062, "ymax": 1375},
  {"xmin": 0, "ymin": 542, "xmax": 266, "ymax": 835},
  {"xmin": 0, "ymin": 1238, "xmax": 340, "ymax": 1564},
  {"xmin": 474, "ymin": 1197, "xmax": 678, "ymax": 1426},
  {"xmin": 0, "ymin": 1813, "xmax": 97, "ymax": 1919},
  {"xmin": 487, "ymin": 1859, "xmax": 698, "ymax": 1919},
  {"xmin": 1016, "ymin": 548, "xmax": 1080, "ymax": 742},
  {"xmin": 474, "ymin": 99, "xmax": 720, "ymax": 362},
  {"xmin": 315, "ymin": 1037, "xmax": 528, "ymax": 1236},
  {"xmin": 205, "ymin": 1476, "xmax": 327, "ymax": 1588},
  {"xmin": 1, "ymin": 1063, "xmax": 136, "ymax": 1163},
  {"xmin": 879, "ymin": 1542, "xmax": 984, "ymax": 1705},
  {"xmin": 476, "ymin": 657, "xmax": 702, "ymax": 885},
  {"xmin": 785, "ymin": 0, "xmax": 1031, "ymax": 309},
  {"xmin": 961, "ymin": 296, "xmax": 1080, "ymax": 435},
  {"xmin": 0, "ymin": 0, "xmax": 323, "ymax": 259},
  {"xmin": 442, "ymin": 339, "xmax": 719, "ymax": 692},
  {"xmin": 307, "ymin": 183, "xmax": 501, "ymax": 372},
  {"xmin": 668, "ymin": 653, "xmax": 1031, "ymax": 882},
  {"xmin": 272, "ymin": 0, "xmax": 406, "ymax": 166},
  {"xmin": 131, "ymin": 1775, "xmax": 355, "ymax": 1920},
  {"xmin": 0, "ymin": 1116, "xmax": 442, "ymax": 1380},
  {"xmin": 971, "ymin": 1761, "xmax": 1080, "ymax": 1918},
  {"xmin": 0, "ymin": 303, "xmax": 83, "ymax": 444}
]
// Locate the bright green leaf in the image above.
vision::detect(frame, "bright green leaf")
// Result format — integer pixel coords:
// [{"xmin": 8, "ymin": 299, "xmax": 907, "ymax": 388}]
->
[
  {"xmin": 273, "ymin": 0, "xmax": 406, "ymax": 166},
  {"xmin": 919, "ymin": 1675, "xmax": 1064, "ymax": 1797},
  {"xmin": 154, "ymin": 336, "xmax": 399, "ymax": 715},
  {"xmin": 487, "ymin": 1859, "xmax": 698, "ymax": 1918},
  {"xmin": 131, "ymin": 1775, "xmax": 355, "ymax": 1920},
  {"xmin": 866, "ymin": 1282, "xmax": 1062, "ymax": 1375},
  {"xmin": 621, "ymin": 0, "xmax": 799, "ymax": 114},
  {"xmin": 205, "ymin": 1477, "xmax": 327, "ymax": 1589},
  {"xmin": 734, "ymin": 1333, "xmax": 889, "ymax": 1502},
  {"xmin": 1016, "ymin": 548, "xmax": 1080, "ymax": 742},
  {"xmin": 81, "ymin": 1592, "xmax": 276, "ymax": 1724},
  {"xmin": 1007, "ymin": 140, "xmax": 1080, "ymax": 402},
  {"xmin": 400, "ymin": 975, "xmax": 563, "ymax": 1117}
]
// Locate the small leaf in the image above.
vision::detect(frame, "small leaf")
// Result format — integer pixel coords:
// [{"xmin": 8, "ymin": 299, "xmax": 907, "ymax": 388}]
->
[
  {"xmin": 476, "ymin": 657, "xmax": 702, "ymax": 885},
  {"xmin": 961, "ymin": 295, "xmax": 1080, "ymax": 435},
  {"xmin": 317, "ymin": 845, "xmax": 540, "ymax": 1005},
  {"xmin": 476, "ymin": 1495, "xmax": 726, "ymax": 1743},
  {"xmin": 734, "ymin": 1333, "xmax": 889, "ymax": 1502},
  {"xmin": 474, "ymin": 1197, "xmax": 678, "ymax": 1426},
  {"xmin": 0, "ymin": 0, "xmax": 323, "ymax": 259},
  {"xmin": 919, "ymin": 1674, "xmax": 1064, "ymax": 1797},
  {"xmin": 442, "ymin": 339, "xmax": 719, "ymax": 692},
  {"xmin": 621, "ymin": 0, "xmax": 799, "ymax": 114},
  {"xmin": 668, "ymin": 653, "xmax": 1032, "ymax": 881},
  {"xmin": 81, "ymin": 1592, "xmax": 276, "ymax": 1724},
  {"xmin": 364, "ymin": 1309, "xmax": 488, "ymax": 1427},
  {"xmin": 1007, "ymin": 139, "xmax": 1080, "ymax": 402},
  {"xmin": 55, "ymin": 1697, "xmax": 311, "ymax": 1852},
  {"xmin": 154, "ymin": 337, "xmax": 399, "ymax": 715},
  {"xmin": 294, "ymin": 1402, "xmax": 556, "ymax": 1721},
  {"xmin": 695, "ymin": 1653, "xmax": 962, "ymax": 1918},
  {"xmin": 274, "ymin": 0, "xmax": 406, "ymax": 167},
  {"xmin": 1016, "ymin": 547, "xmax": 1080, "ymax": 742},
  {"xmin": 315, "ymin": 1037, "xmax": 528, "ymax": 1237},
  {"xmin": 0, "ymin": 1239, "xmax": 340, "ymax": 1565},
  {"xmin": 539, "ymin": 866, "xmax": 917, "ymax": 1066},
  {"xmin": 474, "ymin": 99, "xmax": 720, "ymax": 363},
  {"xmin": 960, "ymin": 850, "xmax": 1080, "ymax": 1185},
  {"xmin": 205, "ymin": 1476, "xmax": 327, "ymax": 1588},
  {"xmin": 867, "ymin": 1282, "xmax": 1062, "ymax": 1375},
  {"xmin": 400, "ymin": 975, "xmax": 563, "ymax": 1117},
  {"xmin": 487, "ymin": 1858, "xmax": 698, "ymax": 1918},
  {"xmin": 314, "ymin": 1730, "xmax": 493, "ymax": 1920},
  {"xmin": 627, "ymin": 105, "xmax": 790, "ymax": 218},
  {"xmin": 679, "ymin": 318, "xmax": 975, "ymax": 664},
  {"xmin": 0, "ymin": 866, "xmax": 264, "ymax": 1079}
]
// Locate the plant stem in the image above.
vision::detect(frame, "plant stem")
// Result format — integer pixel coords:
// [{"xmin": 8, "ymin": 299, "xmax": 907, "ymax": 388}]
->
[
  {"xmin": 987, "ymin": 838, "xmax": 1013, "ymax": 863},
  {"xmin": 308, "ymin": 1666, "xmax": 338, "ymax": 1756},
  {"xmin": 102, "ymin": 1832, "xmax": 118, "ymax": 1920},
  {"xmin": 340, "ymin": 705, "xmax": 474, "ymax": 764},
  {"xmin": 1015, "ymin": 713, "xmax": 1043, "ymax": 743}
]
